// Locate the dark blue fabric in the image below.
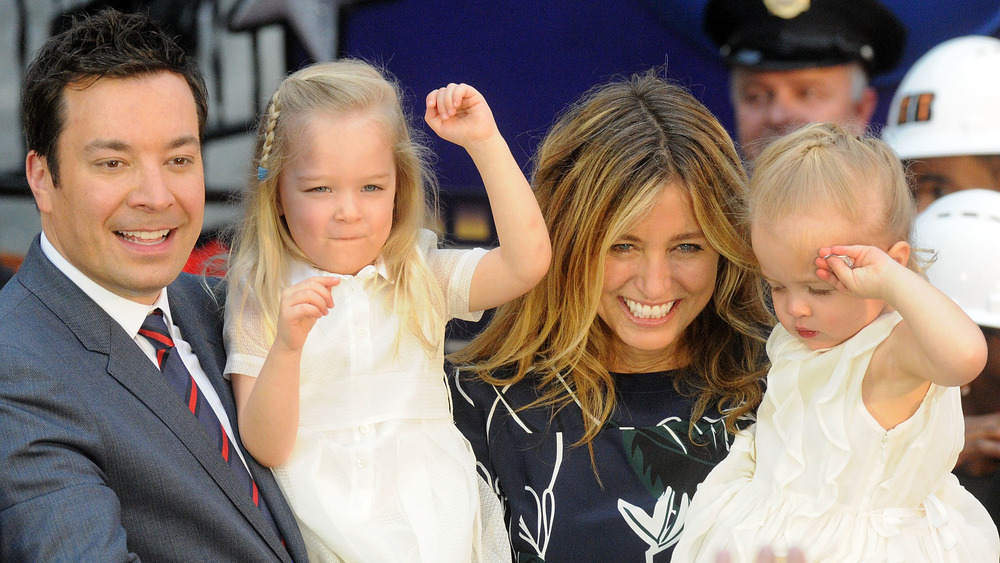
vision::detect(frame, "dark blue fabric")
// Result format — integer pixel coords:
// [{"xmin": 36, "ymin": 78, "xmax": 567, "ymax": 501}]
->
[{"xmin": 450, "ymin": 365, "xmax": 743, "ymax": 562}]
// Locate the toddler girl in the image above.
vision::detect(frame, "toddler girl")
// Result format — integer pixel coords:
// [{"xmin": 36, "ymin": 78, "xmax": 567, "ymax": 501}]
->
[
  {"xmin": 672, "ymin": 123, "xmax": 1000, "ymax": 562},
  {"xmin": 224, "ymin": 60, "xmax": 550, "ymax": 562}
]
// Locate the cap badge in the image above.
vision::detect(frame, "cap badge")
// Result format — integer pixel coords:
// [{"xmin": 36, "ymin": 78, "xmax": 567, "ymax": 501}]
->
[{"xmin": 763, "ymin": 0, "xmax": 811, "ymax": 19}]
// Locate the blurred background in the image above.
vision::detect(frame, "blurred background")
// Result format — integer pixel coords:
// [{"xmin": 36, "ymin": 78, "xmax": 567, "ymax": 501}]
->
[{"xmin": 2, "ymin": 0, "xmax": 999, "ymax": 271}]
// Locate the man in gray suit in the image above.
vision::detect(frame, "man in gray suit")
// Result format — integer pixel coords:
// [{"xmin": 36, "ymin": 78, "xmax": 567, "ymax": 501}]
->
[{"xmin": 0, "ymin": 9, "xmax": 308, "ymax": 561}]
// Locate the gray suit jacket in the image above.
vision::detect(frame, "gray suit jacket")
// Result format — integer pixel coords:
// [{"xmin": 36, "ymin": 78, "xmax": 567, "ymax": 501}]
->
[{"xmin": 0, "ymin": 237, "xmax": 309, "ymax": 562}]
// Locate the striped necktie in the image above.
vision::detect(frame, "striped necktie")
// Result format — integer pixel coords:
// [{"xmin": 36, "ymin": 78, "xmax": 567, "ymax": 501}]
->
[{"xmin": 139, "ymin": 309, "xmax": 280, "ymax": 537}]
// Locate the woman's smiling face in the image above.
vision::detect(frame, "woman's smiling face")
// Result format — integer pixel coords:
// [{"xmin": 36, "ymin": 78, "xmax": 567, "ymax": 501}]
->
[{"xmin": 597, "ymin": 181, "xmax": 719, "ymax": 372}]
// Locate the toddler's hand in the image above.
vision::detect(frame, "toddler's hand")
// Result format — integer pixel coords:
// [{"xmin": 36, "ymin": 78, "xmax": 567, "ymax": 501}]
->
[
  {"xmin": 424, "ymin": 83, "xmax": 499, "ymax": 149},
  {"xmin": 274, "ymin": 276, "xmax": 339, "ymax": 353},
  {"xmin": 814, "ymin": 244, "xmax": 900, "ymax": 299}
]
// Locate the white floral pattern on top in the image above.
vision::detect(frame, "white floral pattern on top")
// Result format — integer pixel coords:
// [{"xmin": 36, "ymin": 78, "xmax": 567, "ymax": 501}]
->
[{"xmin": 450, "ymin": 365, "xmax": 743, "ymax": 562}]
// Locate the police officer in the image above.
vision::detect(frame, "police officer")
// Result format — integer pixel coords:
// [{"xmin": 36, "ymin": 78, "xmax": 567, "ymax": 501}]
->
[
  {"xmin": 705, "ymin": 0, "xmax": 906, "ymax": 160},
  {"xmin": 882, "ymin": 35, "xmax": 1000, "ymax": 211}
]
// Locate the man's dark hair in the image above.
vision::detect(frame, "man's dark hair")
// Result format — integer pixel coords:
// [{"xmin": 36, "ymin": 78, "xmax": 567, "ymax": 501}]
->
[{"xmin": 20, "ymin": 8, "xmax": 208, "ymax": 184}]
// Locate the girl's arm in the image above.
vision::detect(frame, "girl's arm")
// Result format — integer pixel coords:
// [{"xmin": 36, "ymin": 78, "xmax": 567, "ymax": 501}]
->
[
  {"xmin": 231, "ymin": 276, "xmax": 339, "ymax": 467},
  {"xmin": 425, "ymin": 83, "xmax": 551, "ymax": 312},
  {"xmin": 817, "ymin": 244, "xmax": 987, "ymax": 388}
]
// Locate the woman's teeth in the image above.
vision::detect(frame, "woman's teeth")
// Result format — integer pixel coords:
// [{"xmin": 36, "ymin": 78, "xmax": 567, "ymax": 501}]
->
[{"xmin": 624, "ymin": 297, "xmax": 674, "ymax": 319}]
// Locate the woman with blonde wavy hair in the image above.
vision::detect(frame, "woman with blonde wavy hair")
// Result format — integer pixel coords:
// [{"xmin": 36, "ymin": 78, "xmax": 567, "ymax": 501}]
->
[
  {"xmin": 448, "ymin": 70, "xmax": 772, "ymax": 562},
  {"xmin": 224, "ymin": 59, "xmax": 550, "ymax": 562}
]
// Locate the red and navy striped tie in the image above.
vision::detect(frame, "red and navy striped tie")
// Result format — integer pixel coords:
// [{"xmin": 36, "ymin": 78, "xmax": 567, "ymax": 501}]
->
[{"xmin": 139, "ymin": 309, "xmax": 280, "ymax": 537}]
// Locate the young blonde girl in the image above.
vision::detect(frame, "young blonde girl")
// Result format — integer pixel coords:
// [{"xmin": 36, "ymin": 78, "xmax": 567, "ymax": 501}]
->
[
  {"xmin": 224, "ymin": 59, "xmax": 550, "ymax": 562},
  {"xmin": 672, "ymin": 123, "xmax": 1000, "ymax": 562}
]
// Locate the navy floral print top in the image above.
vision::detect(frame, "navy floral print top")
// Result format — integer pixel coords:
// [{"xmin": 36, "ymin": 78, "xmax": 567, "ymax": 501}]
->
[{"xmin": 449, "ymin": 366, "xmax": 742, "ymax": 562}]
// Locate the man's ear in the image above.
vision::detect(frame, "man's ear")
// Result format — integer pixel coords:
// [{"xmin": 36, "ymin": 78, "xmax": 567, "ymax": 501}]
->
[
  {"xmin": 851, "ymin": 86, "xmax": 878, "ymax": 134},
  {"xmin": 887, "ymin": 240, "xmax": 911, "ymax": 267},
  {"xmin": 25, "ymin": 151, "xmax": 55, "ymax": 213}
]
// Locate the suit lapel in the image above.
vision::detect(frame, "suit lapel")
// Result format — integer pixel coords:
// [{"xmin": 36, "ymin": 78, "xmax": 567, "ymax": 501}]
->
[
  {"xmin": 19, "ymin": 239, "xmax": 291, "ymax": 562},
  {"xmin": 169, "ymin": 278, "xmax": 304, "ymax": 561},
  {"xmin": 163, "ymin": 278, "xmax": 292, "ymax": 561},
  {"xmin": 168, "ymin": 279, "xmax": 233, "ymax": 423}
]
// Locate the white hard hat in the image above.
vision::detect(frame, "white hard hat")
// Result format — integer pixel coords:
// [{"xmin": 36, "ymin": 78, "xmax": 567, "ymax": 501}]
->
[
  {"xmin": 882, "ymin": 35, "xmax": 1000, "ymax": 160},
  {"xmin": 914, "ymin": 189, "xmax": 1000, "ymax": 329}
]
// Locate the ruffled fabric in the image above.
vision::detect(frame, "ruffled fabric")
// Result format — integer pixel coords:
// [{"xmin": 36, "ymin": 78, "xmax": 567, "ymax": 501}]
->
[{"xmin": 672, "ymin": 313, "xmax": 1000, "ymax": 562}]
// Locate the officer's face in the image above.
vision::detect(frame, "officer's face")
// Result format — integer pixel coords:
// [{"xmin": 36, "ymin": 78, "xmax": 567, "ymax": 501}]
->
[{"xmin": 730, "ymin": 63, "xmax": 876, "ymax": 161}]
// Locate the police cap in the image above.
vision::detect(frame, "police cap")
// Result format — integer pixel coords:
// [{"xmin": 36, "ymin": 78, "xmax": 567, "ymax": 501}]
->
[{"xmin": 704, "ymin": 0, "xmax": 906, "ymax": 75}]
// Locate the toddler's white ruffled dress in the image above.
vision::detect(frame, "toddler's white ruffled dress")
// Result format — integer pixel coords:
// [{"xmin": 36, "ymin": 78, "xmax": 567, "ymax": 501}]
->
[{"xmin": 672, "ymin": 312, "xmax": 1000, "ymax": 562}]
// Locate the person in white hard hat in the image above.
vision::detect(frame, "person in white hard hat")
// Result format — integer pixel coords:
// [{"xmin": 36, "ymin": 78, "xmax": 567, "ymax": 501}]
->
[
  {"xmin": 915, "ymin": 189, "xmax": 1000, "ymax": 525},
  {"xmin": 883, "ymin": 36, "xmax": 1000, "ymax": 211}
]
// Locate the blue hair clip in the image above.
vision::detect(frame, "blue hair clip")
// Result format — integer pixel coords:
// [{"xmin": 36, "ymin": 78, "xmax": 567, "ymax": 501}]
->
[{"xmin": 257, "ymin": 166, "xmax": 269, "ymax": 181}]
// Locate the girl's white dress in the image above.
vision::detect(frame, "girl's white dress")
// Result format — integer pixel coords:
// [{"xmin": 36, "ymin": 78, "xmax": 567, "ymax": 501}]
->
[
  {"xmin": 225, "ymin": 230, "xmax": 509, "ymax": 562},
  {"xmin": 672, "ymin": 312, "xmax": 1000, "ymax": 563}
]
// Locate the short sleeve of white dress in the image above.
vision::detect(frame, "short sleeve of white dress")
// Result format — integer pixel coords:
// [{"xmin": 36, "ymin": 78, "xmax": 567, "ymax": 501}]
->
[
  {"xmin": 223, "ymin": 285, "xmax": 271, "ymax": 379},
  {"xmin": 416, "ymin": 229, "xmax": 488, "ymax": 322}
]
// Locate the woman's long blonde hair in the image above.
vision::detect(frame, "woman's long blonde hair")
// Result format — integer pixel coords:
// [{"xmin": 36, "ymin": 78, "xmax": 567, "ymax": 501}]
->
[
  {"xmin": 451, "ymin": 70, "xmax": 772, "ymax": 447},
  {"xmin": 226, "ymin": 59, "xmax": 443, "ymax": 350}
]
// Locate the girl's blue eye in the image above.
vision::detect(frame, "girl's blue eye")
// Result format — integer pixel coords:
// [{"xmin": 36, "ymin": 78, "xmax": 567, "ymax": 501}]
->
[
  {"xmin": 677, "ymin": 243, "xmax": 702, "ymax": 253},
  {"xmin": 309, "ymin": 186, "xmax": 330, "ymax": 193},
  {"xmin": 362, "ymin": 184, "xmax": 381, "ymax": 193},
  {"xmin": 610, "ymin": 243, "xmax": 634, "ymax": 253}
]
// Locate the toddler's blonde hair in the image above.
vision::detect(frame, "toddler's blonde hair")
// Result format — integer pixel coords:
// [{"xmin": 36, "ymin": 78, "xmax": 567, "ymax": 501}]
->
[{"xmin": 748, "ymin": 122, "xmax": 921, "ymax": 273}]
